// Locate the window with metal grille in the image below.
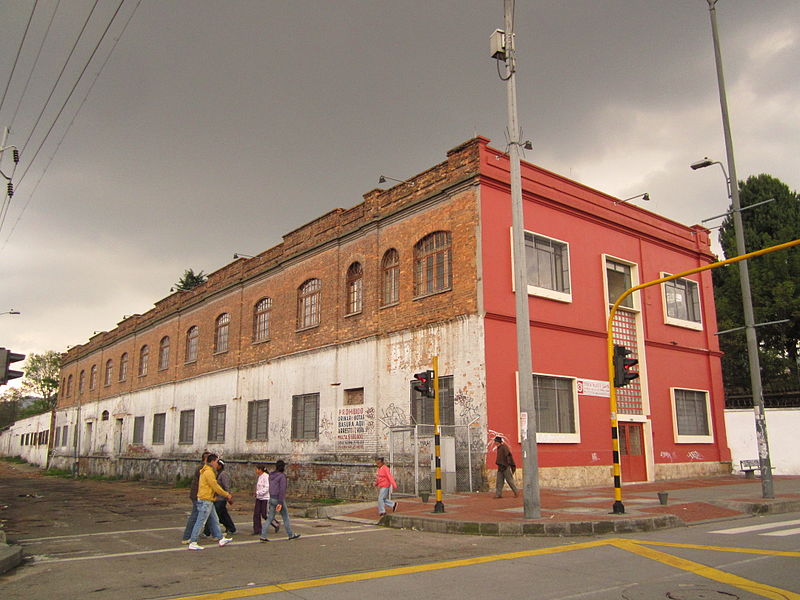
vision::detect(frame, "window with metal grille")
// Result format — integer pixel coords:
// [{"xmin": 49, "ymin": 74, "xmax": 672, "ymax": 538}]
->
[
  {"xmin": 525, "ymin": 232, "xmax": 571, "ymax": 298},
  {"xmin": 345, "ymin": 262, "xmax": 363, "ymax": 315},
  {"xmin": 410, "ymin": 375, "xmax": 454, "ymax": 436},
  {"xmin": 291, "ymin": 393, "xmax": 319, "ymax": 440},
  {"xmin": 152, "ymin": 412, "xmax": 166, "ymax": 444},
  {"xmin": 413, "ymin": 231, "xmax": 452, "ymax": 297},
  {"xmin": 158, "ymin": 336, "xmax": 170, "ymax": 370},
  {"xmin": 139, "ymin": 345, "xmax": 149, "ymax": 376},
  {"xmin": 381, "ymin": 249, "xmax": 400, "ymax": 306},
  {"xmin": 215, "ymin": 313, "xmax": 230, "ymax": 353},
  {"xmin": 132, "ymin": 416, "xmax": 144, "ymax": 444},
  {"xmin": 533, "ymin": 375, "xmax": 576, "ymax": 434},
  {"xmin": 179, "ymin": 409, "xmax": 194, "ymax": 444},
  {"xmin": 253, "ymin": 297, "xmax": 272, "ymax": 342},
  {"xmin": 247, "ymin": 399, "xmax": 269, "ymax": 440},
  {"xmin": 208, "ymin": 405, "xmax": 226, "ymax": 443},
  {"xmin": 185, "ymin": 326, "xmax": 199, "ymax": 363},
  {"xmin": 297, "ymin": 279, "xmax": 321, "ymax": 329}
]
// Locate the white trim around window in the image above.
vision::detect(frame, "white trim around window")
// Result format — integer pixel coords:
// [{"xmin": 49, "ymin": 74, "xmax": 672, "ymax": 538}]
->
[
  {"xmin": 510, "ymin": 228, "xmax": 573, "ymax": 303},
  {"xmin": 516, "ymin": 371, "xmax": 581, "ymax": 443},
  {"xmin": 671, "ymin": 387, "xmax": 714, "ymax": 444},
  {"xmin": 661, "ymin": 273, "xmax": 703, "ymax": 331}
]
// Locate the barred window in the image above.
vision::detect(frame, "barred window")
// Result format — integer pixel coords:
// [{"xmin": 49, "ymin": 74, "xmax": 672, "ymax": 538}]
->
[
  {"xmin": 291, "ymin": 393, "xmax": 319, "ymax": 440},
  {"xmin": 533, "ymin": 375, "xmax": 576, "ymax": 435},
  {"xmin": 247, "ymin": 399, "xmax": 269, "ymax": 441},
  {"xmin": 185, "ymin": 326, "xmax": 199, "ymax": 363},
  {"xmin": 179, "ymin": 409, "xmax": 194, "ymax": 444},
  {"xmin": 253, "ymin": 297, "xmax": 272, "ymax": 342},
  {"xmin": 346, "ymin": 262, "xmax": 363, "ymax": 315},
  {"xmin": 152, "ymin": 413, "xmax": 166, "ymax": 445},
  {"xmin": 158, "ymin": 336, "xmax": 170, "ymax": 370},
  {"xmin": 208, "ymin": 405, "xmax": 226, "ymax": 443},
  {"xmin": 297, "ymin": 278, "xmax": 321, "ymax": 329},
  {"xmin": 215, "ymin": 313, "xmax": 230, "ymax": 353},
  {"xmin": 381, "ymin": 249, "xmax": 400, "ymax": 306},
  {"xmin": 413, "ymin": 231, "xmax": 452, "ymax": 297},
  {"xmin": 139, "ymin": 345, "xmax": 150, "ymax": 376},
  {"xmin": 132, "ymin": 416, "xmax": 145, "ymax": 445}
]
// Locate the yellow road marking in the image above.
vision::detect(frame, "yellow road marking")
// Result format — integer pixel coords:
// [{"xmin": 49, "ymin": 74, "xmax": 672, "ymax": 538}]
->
[
  {"xmin": 612, "ymin": 540, "xmax": 800, "ymax": 600},
  {"xmin": 168, "ymin": 539, "xmax": 609, "ymax": 600},
  {"xmin": 634, "ymin": 539, "xmax": 800, "ymax": 558}
]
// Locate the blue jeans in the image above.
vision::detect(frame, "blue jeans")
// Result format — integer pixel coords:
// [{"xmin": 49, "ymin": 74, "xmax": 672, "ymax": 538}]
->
[
  {"xmin": 262, "ymin": 498, "xmax": 293, "ymax": 539},
  {"xmin": 182, "ymin": 500, "xmax": 199, "ymax": 541},
  {"xmin": 190, "ymin": 500, "xmax": 222, "ymax": 542},
  {"xmin": 377, "ymin": 487, "xmax": 395, "ymax": 514}
]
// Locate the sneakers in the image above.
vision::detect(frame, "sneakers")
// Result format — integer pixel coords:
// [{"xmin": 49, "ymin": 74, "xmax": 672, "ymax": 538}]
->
[
  {"xmin": 259, "ymin": 537, "xmax": 269, "ymax": 542},
  {"xmin": 288, "ymin": 533, "xmax": 301, "ymax": 540},
  {"xmin": 218, "ymin": 537, "xmax": 232, "ymax": 547},
  {"xmin": 181, "ymin": 539, "xmax": 190, "ymax": 545},
  {"xmin": 271, "ymin": 520, "xmax": 280, "ymax": 533},
  {"xmin": 188, "ymin": 542, "xmax": 204, "ymax": 550},
  {"xmin": 392, "ymin": 501, "xmax": 399, "ymax": 513}
]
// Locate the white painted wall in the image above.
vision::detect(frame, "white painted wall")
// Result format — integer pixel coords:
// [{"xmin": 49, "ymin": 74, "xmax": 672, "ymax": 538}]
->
[
  {"xmin": 724, "ymin": 408, "xmax": 800, "ymax": 475},
  {"xmin": 1, "ymin": 316, "xmax": 488, "ymax": 468}
]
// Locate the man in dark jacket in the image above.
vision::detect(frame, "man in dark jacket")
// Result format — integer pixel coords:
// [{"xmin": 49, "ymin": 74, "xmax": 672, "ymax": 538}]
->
[{"xmin": 493, "ymin": 436, "xmax": 518, "ymax": 498}]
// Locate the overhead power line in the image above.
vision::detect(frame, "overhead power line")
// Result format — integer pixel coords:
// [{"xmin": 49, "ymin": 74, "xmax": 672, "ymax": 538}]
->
[{"xmin": 0, "ymin": 0, "xmax": 39, "ymax": 118}]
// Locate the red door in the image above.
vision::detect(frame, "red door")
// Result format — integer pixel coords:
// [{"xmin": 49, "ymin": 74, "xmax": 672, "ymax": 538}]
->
[{"xmin": 619, "ymin": 422, "xmax": 647, "ymax": 482}]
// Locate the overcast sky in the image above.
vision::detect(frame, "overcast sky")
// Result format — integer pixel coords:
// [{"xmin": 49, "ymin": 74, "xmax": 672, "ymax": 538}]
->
[{"xmin": 0, "ymin": 0, "xmax": 798, "ymax": 370}]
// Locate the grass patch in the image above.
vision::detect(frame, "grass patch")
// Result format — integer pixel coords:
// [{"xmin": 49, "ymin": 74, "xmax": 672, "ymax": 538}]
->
[
  {"xmin": 87, "ymin": 473, "xmax": 122, "ymax": 481},
  {"xmin": 44, "ymin": 467, "xmax": 74, "ymax": 478},
  {"xmin": 174, "ymin": 475, "xmax": 193, "ymax": 488},
  {"xmin": 2, "ymin": 456, "xmax": 29, "ymax": 465},
  {"xmin": 311, "ymin": 497, "xmax": 346, "ymax": 505}
]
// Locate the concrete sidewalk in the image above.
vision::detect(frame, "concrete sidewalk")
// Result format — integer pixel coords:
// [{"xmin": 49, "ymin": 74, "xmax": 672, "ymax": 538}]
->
[{"xmin": 328, "ymin": 475, "xmax": 800, "ymax": 537}]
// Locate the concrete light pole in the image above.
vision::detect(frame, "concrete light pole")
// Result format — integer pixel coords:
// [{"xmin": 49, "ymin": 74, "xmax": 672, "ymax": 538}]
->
[
  {"xmin": 496, "ymin": 0, "xmax": 541, "ymax": 518},
  {"xmin": 702, "ymin": 0, "xmax": 773, "ymax": 497}
]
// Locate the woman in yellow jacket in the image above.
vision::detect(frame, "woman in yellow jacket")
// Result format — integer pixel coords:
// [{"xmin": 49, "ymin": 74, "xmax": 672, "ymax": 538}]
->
[{"xmin": 188, "ymin": 453, "xmax": 233, "ymax": 550}]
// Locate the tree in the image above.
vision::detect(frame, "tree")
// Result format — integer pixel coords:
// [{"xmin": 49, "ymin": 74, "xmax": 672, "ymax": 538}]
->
[
  {"xmin": 21, "ymin": 351, "xmax": 61, "ymax": 409},
  {"xmin": 713, "ymin": 174, "xmax": 800, "ymax": 398},
  {"xmin": 174, "ymin": 268, "xmax": 207, "ymax": 291}
]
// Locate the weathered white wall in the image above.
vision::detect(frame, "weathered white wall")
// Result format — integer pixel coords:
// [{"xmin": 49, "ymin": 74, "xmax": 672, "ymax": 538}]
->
[{"xmin": 724, "ymin": 408, "xmax": 800, "ymax": 475}]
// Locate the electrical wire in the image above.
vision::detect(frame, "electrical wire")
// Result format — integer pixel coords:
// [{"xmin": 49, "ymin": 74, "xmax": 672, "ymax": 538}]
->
[
  {"xmin": 0, "ymin": 0, "xmax": 39, "ymax": 118},
  {"xmin": 1, "ymin": 0, "xmax": 140, "ymax": 249}
]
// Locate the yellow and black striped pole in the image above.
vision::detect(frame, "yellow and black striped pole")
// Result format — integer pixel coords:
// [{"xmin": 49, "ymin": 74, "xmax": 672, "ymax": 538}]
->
[
  {"xmin": 432, "ymin": 355, "xmax": 445, "ymax": 513},
  {"xmin": 606, "ymin": 238, "xmax": 800, "ymax": 514}
]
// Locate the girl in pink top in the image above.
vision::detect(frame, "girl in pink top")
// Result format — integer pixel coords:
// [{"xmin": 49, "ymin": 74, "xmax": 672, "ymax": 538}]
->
[{"xmin": 374, "ymin": 457, "xmax": 398, "ymax": 516}]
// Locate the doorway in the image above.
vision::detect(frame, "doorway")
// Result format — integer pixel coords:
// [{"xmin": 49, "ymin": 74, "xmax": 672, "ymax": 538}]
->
[{"xmin": 618, "ymin": 422, "xmax": 647, "ymax": 482}]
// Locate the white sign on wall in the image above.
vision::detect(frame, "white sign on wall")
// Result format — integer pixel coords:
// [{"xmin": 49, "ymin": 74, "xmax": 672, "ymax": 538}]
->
[{"xmin": 576, "ymin": 378, "xmax": 610, "ymax": 398}]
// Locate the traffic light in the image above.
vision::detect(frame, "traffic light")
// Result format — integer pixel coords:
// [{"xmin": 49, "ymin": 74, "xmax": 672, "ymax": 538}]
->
[
  {"xmin": 413, "ymin": 370, "xmax": 435, "ymax": 398},
  {"xmin": 0, "ymin": 348, "xmax": 25, "ymax": 385},
  {"xmin": 613, "ymin": 344, "xmax": 639, "ymax": 388}
]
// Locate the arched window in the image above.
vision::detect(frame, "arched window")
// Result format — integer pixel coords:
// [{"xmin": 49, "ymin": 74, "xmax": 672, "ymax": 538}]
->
[
  {"xmin": 101, "ymin": 410, "xmax": 109, "ymax": 421},
  {"xmin": 345, "ymin": 262, "xmax": 363, "ymax": 315},
  {"xmin": 158, "ymin": 336, "xmax": 170, "ymax": 370},
  {"xmin": 413, "ymin": 231, "xmax": 452, "ymax": 297},
  {"xmin": 66, "ymin": 374, "xmax": 73, "ymax": 397},
  {"xmin": 215, "ymin": 313, "xmax": 230, "ymax": 353},
  {"xmin": 139, "ymin": 345, "xmax": 150, "ymax": 376},
  {"xmin": 253, "ymin": 297, "xmax": 272, "ymax": 342},
  {"xmin": 297, "ymin": 278, "xmax": 321, "ymax": 329},
  {"xmin": 185, "ymin": 326, "xmax": 199, "ymax": 363},
  {"xmin": 90, "ymin": 364, "xmax": 98, "ymax": 390},
  {"xmin": 78, "ymin": 370, "xmax": 86, "ymax": 395},
  {"xmin": 381, "ymin": 248, "xmax": 400, "ymax": 306},
  {"xmin": 119, "ymin": 353, "xmax": 129, "ymax": 382},
  {"xmin": 104, "ymin": 359, "xmax": 113, "ymax": 386}
]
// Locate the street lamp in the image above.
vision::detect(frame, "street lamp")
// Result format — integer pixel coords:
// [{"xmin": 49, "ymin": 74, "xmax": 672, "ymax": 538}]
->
[
  {"xmin": 696, "ymin": 0, "xmax": 773, "ymax": 499},
  {"xmin": 0, "ymin": 309, "xmax": 20, "ymax": 316}
]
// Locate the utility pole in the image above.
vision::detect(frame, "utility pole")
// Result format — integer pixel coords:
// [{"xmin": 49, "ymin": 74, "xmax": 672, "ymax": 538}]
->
[
  {"xmin": 498, "ymin": 0, "xmax": 541, "ymax": 518},
  {"xmin": 705, "ymin": 0, "xmax": 773, "ymax": 498}
]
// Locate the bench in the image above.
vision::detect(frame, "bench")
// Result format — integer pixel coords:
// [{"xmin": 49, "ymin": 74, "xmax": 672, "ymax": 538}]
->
[{"xmin": 740, "ymin": 459, "xmax": 775, "ymax": 479}]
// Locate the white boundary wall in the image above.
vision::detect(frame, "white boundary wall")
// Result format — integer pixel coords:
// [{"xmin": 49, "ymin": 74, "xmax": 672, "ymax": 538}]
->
[{"xmin": 724, "ymin": 408, "xmax": 800, "ymax": 475}]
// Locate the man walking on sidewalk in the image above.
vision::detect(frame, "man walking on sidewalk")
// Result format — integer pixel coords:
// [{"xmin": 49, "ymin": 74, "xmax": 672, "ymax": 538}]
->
[{"xmin": 494, "ymin": 436, "xmax": 518, "ymax": 498}]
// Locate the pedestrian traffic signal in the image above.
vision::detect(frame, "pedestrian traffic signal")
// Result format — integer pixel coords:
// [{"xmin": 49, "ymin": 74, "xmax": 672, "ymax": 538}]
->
[
  {"xmin": 0, "ymin": 348, "xmax": 25, "ymax": 385},
  {"xmin": 413, "ymin": 370, "xmax": 435, "ymax": 398},
  {"xmin": 613, "ymin": 344, "xmax": 639, "ymax": 388}
]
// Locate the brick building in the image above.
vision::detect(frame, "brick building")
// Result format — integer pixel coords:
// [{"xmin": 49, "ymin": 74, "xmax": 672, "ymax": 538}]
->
[{"xmin": 45, "ymin": 136, "xmax": 729, "ymax": 497}]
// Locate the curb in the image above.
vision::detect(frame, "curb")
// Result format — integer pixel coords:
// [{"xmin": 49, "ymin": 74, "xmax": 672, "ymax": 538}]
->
[
  {"xmin": 378, "ymin": 513, "xmax": 684, "ymax": 537},
  {"xmin": 716, "ymin": 499, "xmax": 800, "ymax": 516},
  {"xmin": 0, "ymin": 532, "xmax": 23, "ymax": 575}
]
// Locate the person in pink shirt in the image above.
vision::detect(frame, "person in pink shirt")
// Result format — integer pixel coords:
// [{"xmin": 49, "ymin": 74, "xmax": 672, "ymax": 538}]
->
[{"xmin": 374, "ymin": 457, "xmax": 398, "ymax": 516}]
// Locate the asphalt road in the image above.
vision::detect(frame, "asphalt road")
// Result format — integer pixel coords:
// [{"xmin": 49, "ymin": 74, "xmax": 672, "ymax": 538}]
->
[{"xmin": 2, "ymin": 460, "xmax": 799, "ymax": 600}]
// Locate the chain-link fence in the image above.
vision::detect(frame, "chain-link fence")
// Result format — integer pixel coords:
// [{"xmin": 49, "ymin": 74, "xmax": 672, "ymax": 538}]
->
[{"xmin": 384, "ymin": 419, "xmax": 483, "ymax": 496}]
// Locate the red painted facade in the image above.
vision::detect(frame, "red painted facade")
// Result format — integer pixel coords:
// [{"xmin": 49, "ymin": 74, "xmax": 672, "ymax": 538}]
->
[{"xmin": 476, "ymin": 138, "xmax": 730, "ymax": 483}]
